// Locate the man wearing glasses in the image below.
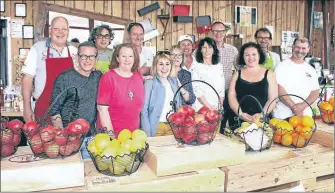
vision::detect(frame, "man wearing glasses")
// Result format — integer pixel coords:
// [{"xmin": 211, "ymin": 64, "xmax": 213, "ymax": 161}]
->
[
  {"xmin": 254, "ymin": 27, "xmax": 281, "ymax": 71},
  {"xmin": 21, "ymin": 16, "xmax": 78, "ymax": 122},
  {"xmin": 49, "ymin": 41, "xmax": 102, "ymax": 159},
  {"xmin": 210, "ymin": 21, "xmax": 239, "ymax": 133}
]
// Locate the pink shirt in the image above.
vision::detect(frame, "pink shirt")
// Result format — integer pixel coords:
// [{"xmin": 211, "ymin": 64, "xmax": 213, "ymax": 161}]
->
[{"xmin": 97, "ymin": 69, "xmax": 145, "ymax": 137}]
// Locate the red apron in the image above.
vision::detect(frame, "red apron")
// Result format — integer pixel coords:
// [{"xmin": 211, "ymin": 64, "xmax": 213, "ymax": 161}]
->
[{"xmin": 34, "ymin": 47, "xmax": 74, "ymax": 120}]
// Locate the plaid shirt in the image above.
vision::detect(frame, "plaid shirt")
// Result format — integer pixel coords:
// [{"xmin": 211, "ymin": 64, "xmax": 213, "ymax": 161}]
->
[{"xmin": 218, "ymin": 43, "xmax": 239, "ymax": 91}]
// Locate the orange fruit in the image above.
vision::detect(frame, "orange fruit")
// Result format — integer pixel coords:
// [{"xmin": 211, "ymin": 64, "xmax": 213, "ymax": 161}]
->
[
  {"xmin": 319, "ymin": 101, "xmax": 329, "ymax": 110},
  {"xmin": 320, "ymin": 102, "xmax": 334, "ymax": 114},
  {"xmin": 273, "ymin": 134, "xmax": 282, "ymax": 144},
  {"xmin": 301, "ymin": 116, "xmax": 314, "ymax": 127},
  {"xmin": 328, "ymin": 97, "xmax": 334, "ymax": 107},
  {"xmin": 295, "ymin": 125, "xmax": 303, "ymax": 134},
  {"xmin": 281, "ymin": 134, "xmax": 293, "ymax": 147},
  {"xmin": 300, "ymin": 126, "xmax": 312, "ymax": 139},
  {"xmin": 292, "ymin": 133, "xmax": 306, "ymax": 148},
  {"xmin": 322, "ymin": 113, "xmax": 333, "ymax": 124},
  {"xmin": 289, "ymin": 116, "xmax": 301, "ymax": 128}
]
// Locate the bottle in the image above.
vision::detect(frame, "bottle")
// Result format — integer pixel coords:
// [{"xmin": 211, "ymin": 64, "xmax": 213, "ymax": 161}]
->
[{"xmin": 0, "ymin": 78, "xmax": 4, "ymax": 110}]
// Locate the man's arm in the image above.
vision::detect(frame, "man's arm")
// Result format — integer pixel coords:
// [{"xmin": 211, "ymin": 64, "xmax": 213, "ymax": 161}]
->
[
  {"xmin": 22, "ymin": 74, "xmax": 35, "ymax": 122},
  {"xmin": 278, "ymin": 84, "xmax": 296, "ymax": 110},
  {"xmin": 139, "ymin": 66, "xmax": 151, "ymax": 76}
]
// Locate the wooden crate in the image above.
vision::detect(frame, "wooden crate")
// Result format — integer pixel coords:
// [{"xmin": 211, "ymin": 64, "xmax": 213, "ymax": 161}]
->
[
  {"xmin": 144, "ymin": 134, "xmax": 245, "ymax": 176},
  {"xmin": 1, "ymin": 146, "xmax": 85, "ymax": 192},
  {"xmin": 222, "ymin": 143, "xmax": 334, "ymax": 192},
  {"xmin": 311, "ymin": 120, "xmax": 334, "ymax": 149}
]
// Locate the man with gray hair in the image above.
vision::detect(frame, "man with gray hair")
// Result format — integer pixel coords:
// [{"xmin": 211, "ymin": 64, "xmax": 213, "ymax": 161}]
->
[
  {"xmin": 21, "ymin": 16, "xmax": 78, "ymax": 122},
  {"xmin": 49, "ymin": 41, "xmax": 102, "ymax": 159}
]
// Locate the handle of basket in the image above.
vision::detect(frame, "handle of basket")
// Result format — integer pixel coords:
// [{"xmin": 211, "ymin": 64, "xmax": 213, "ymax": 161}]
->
[
  {"xmin": 170, "ymin": 79, "xmax": 222, "ymax": 113},
  {"xmin": 235, "ymin": 94, "xmax": 265, "ymax": 126},
  {"xmin": 42, "ymin": 86, "xmax": 79, "ymax": 122},
  {"xmin": 318, "ymin": 78, "xmax": 334, "ymax": 102},
  {"xmin": 265, "ymin": 93, "xmax": 316, "ymax": 120}
]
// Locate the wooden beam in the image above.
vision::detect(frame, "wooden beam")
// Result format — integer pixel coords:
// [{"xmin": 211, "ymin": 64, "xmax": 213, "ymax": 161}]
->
[
  {"xmin": 308, "ymin": 0, "xmax": 315, "ymax": 43},
  {"xmin": 322, "ymin": 0, "xmax": 330, "ymax": 69}
]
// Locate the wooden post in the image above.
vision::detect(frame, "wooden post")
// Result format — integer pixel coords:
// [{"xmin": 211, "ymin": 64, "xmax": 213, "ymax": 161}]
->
[
  {"xmin": 308, "ymin": 0, "xmax": 315, "ymax": 43},
  {"xmin": 322, "ymin": 0, "xmax": 330, "ymax": 69}
]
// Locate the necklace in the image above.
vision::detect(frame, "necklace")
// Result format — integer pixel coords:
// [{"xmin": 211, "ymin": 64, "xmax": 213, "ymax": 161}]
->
[
  {"xmin": 116, "ymin": 68, "xmax": 135, "ymax": 100},
  {"xmin": 128, "ymin": 89, "xmax": 134, "ymax": 100}
]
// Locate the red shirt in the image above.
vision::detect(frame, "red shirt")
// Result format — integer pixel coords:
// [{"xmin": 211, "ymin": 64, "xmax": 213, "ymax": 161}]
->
[{"xmin": 97, "ymin": 69, "xmax": 144, "ymax": 137}]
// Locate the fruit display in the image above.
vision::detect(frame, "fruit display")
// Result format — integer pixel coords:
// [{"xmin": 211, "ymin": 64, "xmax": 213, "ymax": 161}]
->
[
  {"xmin": 234, "ymin": 118, "xmax": 273, "ymax": 151},
  {"xmin": 22, "ymin": 118, "xmax": 90, "ymax": 158},
  {"xmin": 270, "ymin": 115, "xmax": 316, "ymax": 148},
  {"xmin": 87, "ymin": 129, "xmax": 149, "ymax": 176},
  {"xmin": 318, "ymin": 96, "xmax": 334, "ymax": 124},
  {"xmin": 0, "ymin": 117, "xmax": 24, "ymax": 158},
  {"xmin": 167, "ymin": 105, "xmax": 221, "ymax": 145}
]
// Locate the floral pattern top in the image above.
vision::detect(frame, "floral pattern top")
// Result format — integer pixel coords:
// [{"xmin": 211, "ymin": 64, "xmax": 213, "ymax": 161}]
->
[{"xmin": 177, "ymin": 69, "xmax": 196, "ymax": 106}]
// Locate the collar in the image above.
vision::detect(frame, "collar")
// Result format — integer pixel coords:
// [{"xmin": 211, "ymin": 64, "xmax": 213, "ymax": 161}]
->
[{"xmin": 45, "ymin": 38, "xmax": 70, "ymax": 47}]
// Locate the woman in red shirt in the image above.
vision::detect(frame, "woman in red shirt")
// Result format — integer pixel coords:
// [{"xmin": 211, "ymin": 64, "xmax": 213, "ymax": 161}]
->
[{"xmin": 97, "ymin": 43, "xmax": 145, "ymax": 138}]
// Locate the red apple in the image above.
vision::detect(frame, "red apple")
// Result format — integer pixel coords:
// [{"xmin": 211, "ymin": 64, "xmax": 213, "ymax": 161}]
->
[
  {"xmin": 75, "ymin": 118, "xmax": 90, "ymax": 133},
  {"xmin": 1, "ymin": 129, "xmax": 13, "ymax": 145},
  {"xmin": 185, "ymin": 116, "xmax": 194, "ymax": 122},
  {"xmin": 208, "ymin": 122, "xmax": 217, "ymax": 132},
  {"xmin": 171, "ymin": 125, "xmax": 184, "ymax": 139},
  {"xmin": 1, "ymin": 121, "xmax": 9, "ymax": 129},
  {"xmin": 44, "ymin": 141, "xmax": 59, "ymax": 158},
  {"xmin": 65, "ymin": 122, "xmax": 84, "ymax": 135},
  {"xmin": 40, "ymin": 125, "xmax": 55, "ymax": 142},
  {"xmin": 23, "ymin": 121, "xmax": 39, "ymax": 136},
  {"xmin": 194, "ymin": 114, "xmax": 206, "ymax": 123},
  {"xmin": 169, "ymin": 112, "xmax": 185, "ymax": 125},
  {"xmin": 32, "ymin": 146, "xmax": 44, "ymax": 154},
  {"xmin": 1, "ymin": 144, "xmax": 15, "ymax": 157},
  {"xmin": 198, "ymin": 106, "xmax": 210, "ymax": 115},
  {"xmin": 184, "ymin": 119, "xmax": 197, "ymax": 134},
  {"xmin": 197, "ymin": 133, "xmax": 211, "ymax": 144},
  {"xmin": 198, "ymin": 121, "xmax": 211, "ymax": 133},
  {"xmin": 54, "ymin": 129, "xmax": 68, "ymax": 146},
  {"xmin": 59, "ymin": 145, "xmax": 73, "ymax": 156},
  {"xmin": 181, "ymin": 132, "xmax": 196, "ymax": 144},
  {"xmin": 8, "ymin": 119, "xmax": 23, "ymax": 133},
  {"xmin": 68, "ymin": 139, "xmax": 81, "ymax": 152},
  {"xmin": 30, "ymin": 134, "xmax": 43, "ymax": 149},
  {"xmin": 68, "ymin": 135, "xmax": 78, "ymax": 141},
  {"xmin": 177, "ymin": 105, "xmax": 195, "ymax": 117},
  {"xmin": 205, "ymin": 110, "xmax": 219, "ymax": 123},
  {"xmin": 12, "ymin": 133, "xmax": 21, "ymax": 146}
]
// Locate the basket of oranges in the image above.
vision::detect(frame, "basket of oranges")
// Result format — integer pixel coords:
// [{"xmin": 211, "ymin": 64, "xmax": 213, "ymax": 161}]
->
[
  {"xmin": 87, "ymin": 128, "xmax": 149, "ymax": 176},
  {"xmin": 1, "ymin": 117, "xmax": 24, "ymax": 158},
  {"xmin": 166, "ymin": 80, "xmax": 223, "ymax": 145},
  {"xmin": 269, "ymin": 94, "xmax": 317, "ymax": 148},
  {"xmin": 317, "ymin": 79, "xmax": 334, "ymax": 124}
]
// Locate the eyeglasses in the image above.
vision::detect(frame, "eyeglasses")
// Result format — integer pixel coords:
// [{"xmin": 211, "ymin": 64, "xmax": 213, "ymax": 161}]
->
[
  {"xmin": 212, "ymin": 30, "xmax": 226, "ymax": 34},
  {"xmin": 96, "ymin": 34, "xmax": 112, "ymax": 39},
  {"xmin": 78, "ymin": 54, "xmax": 97, "ymax": 61},
  {"xmin": 156, "ymin": 50, "xmax": 171, "ymax": 55},
  {"xmin": 171, "ymin": 53, "xmax": 183, "ymax": 58},
  {"xmin": 257, "ymin": 37, "xmax": 271, "ymax": 41}
]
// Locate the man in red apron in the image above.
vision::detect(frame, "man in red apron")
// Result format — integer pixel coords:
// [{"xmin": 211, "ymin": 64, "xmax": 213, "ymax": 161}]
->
[{"xmin": 21, "ymin": 16, "xmax": 77, "ymax": 122}]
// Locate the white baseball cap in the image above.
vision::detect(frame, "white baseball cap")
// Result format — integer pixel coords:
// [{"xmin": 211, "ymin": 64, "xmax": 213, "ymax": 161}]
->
[{"xmin": 178, "ymin": 34, "xmax": 194, "ymax": 44}]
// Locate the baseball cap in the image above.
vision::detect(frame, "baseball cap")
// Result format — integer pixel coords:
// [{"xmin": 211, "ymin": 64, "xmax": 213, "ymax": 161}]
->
[{"xmin": 178, "ymin": 34, "xmax": 194, "ymax": 44}]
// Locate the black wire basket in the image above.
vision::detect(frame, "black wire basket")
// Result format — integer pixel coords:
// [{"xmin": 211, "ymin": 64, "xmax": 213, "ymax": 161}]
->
[
  {"xmin": 87, "ymin": 128, "xmax": 149, "ymax": 176},
  {"xmin": 0, "ymin": 116, "xmax": 24, "ymax": 158},
  {"xmin": 230, "ymin": 95, "xmax": 273, "ymax": 152},
  {"xmin": 22, "ymin": 87, "xmax": 89, "ymax": 159},
  {"xmin": 317, "ymin": 79, "xmax": 334, "ymax": 125},
  {"xmin": 267, "ymin": 94, "xmax": 317, "ymax": 148},
  {"xmin": 166, "ymin": 80, "xmax": 223, "ymax": 145}
]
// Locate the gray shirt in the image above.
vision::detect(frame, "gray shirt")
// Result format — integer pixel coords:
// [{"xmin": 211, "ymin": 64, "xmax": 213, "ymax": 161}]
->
[{"xmin": 49, "ymin": 68, "xmax": 102, "ymax": 137}]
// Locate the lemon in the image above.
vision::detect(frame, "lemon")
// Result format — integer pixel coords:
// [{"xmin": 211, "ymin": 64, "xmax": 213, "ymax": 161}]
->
[
  {"xmin": 109, "ymin": 139, "xmax": 121, "ymax": 149},
  {"xmin": 118, "ymin": 129, "xmax": 132, "ymax": 143},
  {"xmin": 87, "ymin": 140, "xmax": 99, "ymax": 155},
  {"xmin": 94, "ymin": 133, "xmax": 111, "ymax": 152},
  {"xmin": 132, "ymin": 129, "xmax": 147, "ymax": 143},
  {"xmin": 102, "ymin": 147, "xmax": 117, "ymax": 158}
]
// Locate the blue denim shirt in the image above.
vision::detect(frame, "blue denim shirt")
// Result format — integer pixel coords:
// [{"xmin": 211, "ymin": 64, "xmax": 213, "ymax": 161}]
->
[{"xmin": 140, "ymin": 77, "xmax": 181, "ymax": 137}]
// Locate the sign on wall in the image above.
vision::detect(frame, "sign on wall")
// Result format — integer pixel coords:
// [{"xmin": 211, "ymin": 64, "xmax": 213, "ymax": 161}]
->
[{"xmin": 235, "ymin": 6, "xmax": 257, "ymax": 27}]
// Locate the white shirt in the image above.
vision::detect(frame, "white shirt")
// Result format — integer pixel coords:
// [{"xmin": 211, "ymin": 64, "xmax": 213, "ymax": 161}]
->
[
  {"xmin": 159, "ymin": 80, "xmax": 174, "ymax": 122},
  {"xmin": 139, "ymin": 47, "xmax": 155, "ymax": 68},
  {"xmin": 268, "ymin": 51, "xmax": 281, "ymax": 70},
  {"xmin": 273, "ymin": 59, "xmax": 320, "ymax": 119},
  {"xmin": 192, "ymin": 63, "xmax": 225, "ymax": 111},
  {"xmin": 21, "ymin": 39, "xmax": 78, "ymax": 100}
]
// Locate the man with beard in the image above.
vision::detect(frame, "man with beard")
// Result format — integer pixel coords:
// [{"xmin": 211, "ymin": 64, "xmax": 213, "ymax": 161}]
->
[
  {"xmin": 254, "ymin": 28, "xmax": 281, "ymax": 71},
  {"xmin": 21, "ymin": 16, "xmax": 78, "ymax": 122},
  {"xmin": 273, "ymin": 37, "xmax": 319, "ymax": 119}
]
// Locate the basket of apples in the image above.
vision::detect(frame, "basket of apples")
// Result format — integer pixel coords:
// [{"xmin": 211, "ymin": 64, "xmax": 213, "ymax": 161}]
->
[
  {"xmin": 317, "ymin": 79, "xmax": 334, "ymax": 124},
  {"xmin": 87, "ymin": 128, "xmax": 149, "ymax": 176},
  {"xmin": 269, "ymin": 94, "xmax": 317, "ymax": 148},
  {"xmin": 22, "ymin": 87, "xmax": 90, "ymax": 158},
  {"xmin": 166, "ymin": 80, "xmax": 223, "ymax": 145},
  {"xmin": 1, "ymin": 117, "xmax": 24, "ymax": 158}
]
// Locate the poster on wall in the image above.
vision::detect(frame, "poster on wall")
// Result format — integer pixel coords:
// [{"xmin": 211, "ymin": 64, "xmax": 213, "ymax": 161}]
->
[
  {"xmin": 265, "ymin": 26, "xmax": 274, "ymax": 38},
  {"xmin": 280, "ymin": 31, "xmax": 299, "ymax": 60},
  {"xmin": 313, "ymin": 11, "xmax": 323, "ymax": 29},
  {"xmin": 11, "ymin": 18, "xmax": 24, "ymax": 38},
  {"xmin": 235, "ymin": 6, "xmax": 257, "ymax": 27}
]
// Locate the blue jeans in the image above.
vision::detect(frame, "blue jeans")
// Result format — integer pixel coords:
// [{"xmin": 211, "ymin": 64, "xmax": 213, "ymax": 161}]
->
[{"xmin": 80, "ymin": 136, "xmax": 93, "ymax": 160}]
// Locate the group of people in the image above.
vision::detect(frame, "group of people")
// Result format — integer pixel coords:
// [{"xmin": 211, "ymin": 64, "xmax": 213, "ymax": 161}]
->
[{"xmin": 21, "ymin": 16, "xmax": 320, "ymax": 159}]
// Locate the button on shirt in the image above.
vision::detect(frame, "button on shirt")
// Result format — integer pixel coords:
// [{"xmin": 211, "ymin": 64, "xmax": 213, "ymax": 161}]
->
[
  {"xmin": 21, "ymin": 39, "xmax": 78, "ymax": 100},
  {"xmin": 218, "ymin": 43, "xmax": 239, "ymax": 91}
]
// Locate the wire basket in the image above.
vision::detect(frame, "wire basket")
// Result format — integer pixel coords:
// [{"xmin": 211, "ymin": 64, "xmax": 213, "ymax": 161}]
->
[
  {"xmin": 22, "ymin": 87, "xmax": 89, "ymax": 159},
  {"xmin": 166, "ymin": 80, "xmax": 223, "ymax": 145},
  {"xmin": 230, "ymin": 95, "xmax": 273, "ymax": 152},
  {"xmin": 87, "ymin": 128, "xmax": 149, "ymax": 176},
  {"xmin": 317, "ymin": 79, "xmax": 334, "ymax": 124},
  {"xmin": 1, "ymin": 117, "xmax": 24, "ymax": 158},
  {"xmin": 267, "ymin": 94, "xmax": 317, "ymax": 148}
]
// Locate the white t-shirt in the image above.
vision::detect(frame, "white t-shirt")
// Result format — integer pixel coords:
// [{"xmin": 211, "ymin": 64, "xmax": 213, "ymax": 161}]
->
[
  {"xmin": 139, "ymin": 47, "xmax": 155, "ymax": 68},
  {"xmin": 21, "ymin": 39, "xmax": 78, "ymax": 100},
  {"xmin": 273, "ymin": 59, "xmax": 320, "ymax": 119},
  {"xmin": 269, "ymin": 51, "xmax": 281, "ymax": 70},
  {"xmin": 192, "ymin": 63, "xmax": 225, "ymax": 111},
  {"xmin": 159, "ymin": 80, "xmax": 174, "ymax": 122}
]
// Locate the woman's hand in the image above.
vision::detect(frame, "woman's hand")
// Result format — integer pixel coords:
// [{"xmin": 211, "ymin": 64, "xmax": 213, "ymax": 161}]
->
[
  {"xmin": 252, "ymin": 113, "xmax": 262, "ymax": 122},
  {"xmin": 239, "ymin": 112, "xmax": 253, "ymax": 122}
]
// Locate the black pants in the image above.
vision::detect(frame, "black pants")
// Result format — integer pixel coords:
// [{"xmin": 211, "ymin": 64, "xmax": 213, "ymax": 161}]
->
[{"xmin": 220, "ymin": 90, "xmax": 230, "ymax": 134}]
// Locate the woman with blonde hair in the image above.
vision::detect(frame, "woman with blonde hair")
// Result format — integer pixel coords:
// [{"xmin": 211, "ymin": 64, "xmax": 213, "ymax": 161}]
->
[
  {"xmin": 97, "ymin": 43, "xmax": 144, "ymax": 138},
  {"xmin": 140, "ymin": 51, "xmax": 189, "ymax": 137}
]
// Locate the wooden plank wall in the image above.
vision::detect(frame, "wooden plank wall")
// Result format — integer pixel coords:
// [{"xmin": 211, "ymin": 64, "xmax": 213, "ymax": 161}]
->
[{"xmin": 2, "ymin": 0, "xmax": 332, "ymax": 83}]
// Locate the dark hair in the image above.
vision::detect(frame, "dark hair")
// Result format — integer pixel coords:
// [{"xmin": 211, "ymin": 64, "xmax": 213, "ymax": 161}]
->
[
  {"xmin": 78, "ymin": 41, "xmax": 98, "ymax": 55},
  {"xmin": 127, "ymin": 22, "xmax": 144, "ymax": 33},
  {"xmin": 71, "ymin": 38, "xmax": 80, "ymax": 43},
  {"xmin": 195, "ymin": 37, "xmax": 219, "ymax": 65},
  {"xmin": 88, "ymin": 24, "xmax": 114, "ymax": 44},
  {"xmin": 238, "ymin": 42, "xmax": 266, "ymax": 66},
  {"xmin": 292, "ymin": 37, "xmax": 311, "ymax": 48},
  {"xmin": 254, "ymin": 27, "xmax": 272, "ymax": 40},
  {"xmin": 211, "ymin": 21, "xmax": 228, "ymax": 31},
  {"xmin": 110, "ymin": 43, "xmax": 140, "ymax": 73}
]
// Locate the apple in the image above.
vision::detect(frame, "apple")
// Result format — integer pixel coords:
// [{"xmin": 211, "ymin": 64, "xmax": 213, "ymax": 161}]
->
[
  {"xmin": 30, "ymin": 134, "xmax": 43, "ymax": 149},
  {"xmin": 23, "ymin": 121, "xmax": 39, "ymax": 136},
  {"xmin": 184, "ymin": 119, "xmax": 197, "ymax": 134},
  {"xmin": 1, "ymin": 129, "xmax": 13, "ymax": 145},
  {"xmin": 65, "ymin": 122, "xmax": 85, "ymax": 135},
  {"xmin": 75, "ymin": 118, "xmax": 90, "ymax": 132},
  {"xmin": 44, "ymin": 141, "xmax": 60, "ymax": 158},
  {"xmin": 208, "ymin": 122, "xmax": 217, "ymax": 132},
  {"xmin": 1, "ymin": 144, "xmax": 15, "ymax": 157},
  {"xmin": 68, "ymin": 139, "xmax": 81, "ymax": 152},
  {"xmin": 181, "ymin": 132, "xmax": 196, "ymax": 144},
  {"xmin": 205, "ymin": 110, "xmax": 220, "ymax": 123},
  {"xmin": 169, "ymin": 112, "xmax": 185, "ymax": 125},
  {"xmin": 1, "ymin": 120, "xmax": 9, "ymax": 129},
  {"xmin": 40, "ymin": 125, "xmax": 55, "ymax": 143},
  {"xmin": 177, "ymin": 105, "xmax": 195, "ymax": 117},
  {"xmin": 54, "ymin": 129, "xmax": 68, "ymax": 146},
  {"xmin": 185, "ymin": 116, "xmax": 194, "ymax": 122},
  {"xmin": 194, "ymin": 114, "xmax": 206, "ymax": 123},
  {"xmin": 8, "ymin": 119, "xmax": 23, "ymax": 133},
  {"xmin": 197, "ymin": 133, "xmax": 212, "ymax": 144},
  {"xmin": 198, "ymin": 106, "xmax": 210, "ymax": 115},
  {"xmin": 198, "ymin": 120, "xmax": 211, "ymax": 133},
  {"xmin": 171, "ymin": 125, "xmax": 184, "ymax": 139},
  {"xmin": 12, "ymin": 133, "xmax": 21, "ymax": 146},
  {"xmin": 59, "ymin": 145, "xmax": 74, "ymax": 156}
]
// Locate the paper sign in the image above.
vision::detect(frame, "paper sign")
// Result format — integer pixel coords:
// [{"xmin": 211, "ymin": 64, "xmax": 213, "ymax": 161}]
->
[
  {"xmin": 11, "ymin": 19, "xmax": 24, "ymax": 38},
  {"xmin": 265, "ymin": 26, "xmax": 274, "ymax": 37}
]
